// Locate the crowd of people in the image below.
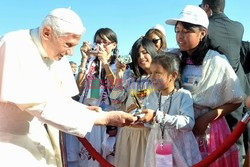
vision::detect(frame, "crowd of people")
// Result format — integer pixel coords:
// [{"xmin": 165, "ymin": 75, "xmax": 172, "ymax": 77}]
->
[{"xmin": 0, "ymin": 0, "xmax": 249, "ymax": 167}]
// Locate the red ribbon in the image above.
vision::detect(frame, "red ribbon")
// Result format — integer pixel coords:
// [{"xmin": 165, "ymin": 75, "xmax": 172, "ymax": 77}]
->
[
  {"xmin": 77, "ymin": 137, "xmax": 115, "ymax": 167},
  {"xmin": 193, "ymin": 119, "xmax": 249, "ymax": 167},
  {"xmin": 77, "ymin": 113, "xmax": 249, "ymax": 167}
]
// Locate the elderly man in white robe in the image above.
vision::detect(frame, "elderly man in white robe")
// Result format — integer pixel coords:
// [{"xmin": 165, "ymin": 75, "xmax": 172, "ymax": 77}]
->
[{"xmin": 0, "ymin": 8, "xmax": 136, "ymax": 167}]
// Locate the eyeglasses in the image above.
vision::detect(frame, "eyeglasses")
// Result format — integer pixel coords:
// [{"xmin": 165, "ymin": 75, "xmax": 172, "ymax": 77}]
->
[
  {"xmin": 152, "ymin": 38, "xmax": 161, "ymax": 44},
  {"xmin": 95, "ymin": 40, "xmax": 112, "ymax": 47}
]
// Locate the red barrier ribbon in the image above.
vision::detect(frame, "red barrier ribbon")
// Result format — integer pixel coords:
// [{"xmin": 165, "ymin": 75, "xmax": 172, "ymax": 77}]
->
[
  {"xmin": 77, "ymin": 137, "xmax": 115, "ymax": 167},
  {"xmin": 193, "ymin": 113, "xmax": 249, "ymax": 167}
]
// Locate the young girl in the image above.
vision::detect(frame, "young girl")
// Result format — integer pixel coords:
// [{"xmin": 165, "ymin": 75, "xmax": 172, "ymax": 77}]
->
[
  {"xmin": 166, "ymin": 5, "xmax": 245, "ymax": 167},
  {"xmin": 141, "ymin": 53, "xmax": 201, "ymax": 167},
  {"xmin": 110, "ymin": 37, "xmax": 158, "ymax": 167}
]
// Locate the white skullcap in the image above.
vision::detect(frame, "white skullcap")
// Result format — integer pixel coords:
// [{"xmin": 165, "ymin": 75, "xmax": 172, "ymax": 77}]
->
[
  {"xmin": 152, "ymin": 24, "xmax": 166, "ymax": 35},
  {"xmin": 166, "ymin": 5, "xmax": 209, "ymax": 29},
  {"xmin": 48, "ymin": 8, "xmax": 86, "ymax": 35}
]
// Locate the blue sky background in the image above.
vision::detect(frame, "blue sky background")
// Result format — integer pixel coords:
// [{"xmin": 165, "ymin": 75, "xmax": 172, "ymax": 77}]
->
[{"xmin": 1, "ymin": 0, "xmax": 249, "ymax": 64}]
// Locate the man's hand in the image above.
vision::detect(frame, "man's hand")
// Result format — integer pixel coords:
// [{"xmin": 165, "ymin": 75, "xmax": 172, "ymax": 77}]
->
[{"xmin": 94, "ymin": 111, "xmax": 137, "ymax": 127}]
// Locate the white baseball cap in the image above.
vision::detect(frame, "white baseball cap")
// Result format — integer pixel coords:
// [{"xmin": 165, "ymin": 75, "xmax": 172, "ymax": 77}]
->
[{"xmin": 165, "ymin": 5, "xmax": 209, "ymax": 29}]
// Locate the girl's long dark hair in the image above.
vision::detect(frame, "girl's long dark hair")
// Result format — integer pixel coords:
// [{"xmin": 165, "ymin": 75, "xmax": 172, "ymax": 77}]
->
[
  {"xmin": 130, "ymin": 37, "xmax": 158, "ymax": 78},
  {"xmin": 93, "ymin": 28, "xmax": 118, "ymax": 79}
]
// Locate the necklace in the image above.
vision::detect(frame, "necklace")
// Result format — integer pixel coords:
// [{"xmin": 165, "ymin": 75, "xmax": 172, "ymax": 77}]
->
[
  {"xmin": 158, "ymin": 88, "xmax": 175, "ymax": 111},
  {"xmin": 158, "ymin": 88, "xmax": 175, "ymax": 139}
]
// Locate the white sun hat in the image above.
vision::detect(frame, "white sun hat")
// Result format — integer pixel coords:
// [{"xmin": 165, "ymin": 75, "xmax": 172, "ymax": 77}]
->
[{"xmin": 165, "ymin": 5, "xmax": 209, "ymax": 29}]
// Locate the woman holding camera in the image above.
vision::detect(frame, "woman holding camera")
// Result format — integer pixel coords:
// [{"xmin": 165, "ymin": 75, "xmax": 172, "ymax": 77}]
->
[
  {"xmin": 65, "ymin": 28, "xmax": 119, "ymax": 167},
  {"xmin": 77, "ymin": 28, "xmax": 118, "ymax": 96}
]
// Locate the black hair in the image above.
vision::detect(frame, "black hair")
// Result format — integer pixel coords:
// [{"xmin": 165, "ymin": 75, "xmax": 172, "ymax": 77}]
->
[
  {"xmin": 202, "ymin": 0, "xmax": 225, "ymax": 13},
  {"xmin": 175, "ymin": 22, "xmax": 211, "ymax": 74},
  {"xmin": 152, "ymin": 52, "xmax": 182, "ymax": 88},
  {"xmin": 93, "ymin": 28, "xmax": 118, "ymax": 78},
  {"xmin": 130, "ymin": 37, "xmax": 158, "ymax": 78}
]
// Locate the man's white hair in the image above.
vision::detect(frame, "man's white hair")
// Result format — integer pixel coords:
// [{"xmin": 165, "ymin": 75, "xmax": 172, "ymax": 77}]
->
[{"xmin": 40, "ymin": 8, "xmax": 86, "ymax": 36}]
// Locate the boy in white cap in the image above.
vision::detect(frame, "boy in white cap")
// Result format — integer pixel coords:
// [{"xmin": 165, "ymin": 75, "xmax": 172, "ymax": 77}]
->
[{"xmin": 0, "ymin": 8, "xmax": 136, "ymax": 167}]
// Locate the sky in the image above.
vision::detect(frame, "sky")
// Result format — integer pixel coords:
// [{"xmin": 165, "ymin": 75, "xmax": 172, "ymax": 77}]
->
[{"xmin": 1, "ymin": 0, "xmax": 249, "ymax": 64}]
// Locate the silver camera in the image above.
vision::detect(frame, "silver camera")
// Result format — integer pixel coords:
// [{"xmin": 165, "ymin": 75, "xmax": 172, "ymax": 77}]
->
[
  {"xmin": 89, "ymin": 44, "xmax": 99, "ymax": 54},
  {"xmin": 117, "ymin": 54, "xmax": 132, "ymax": 64}
]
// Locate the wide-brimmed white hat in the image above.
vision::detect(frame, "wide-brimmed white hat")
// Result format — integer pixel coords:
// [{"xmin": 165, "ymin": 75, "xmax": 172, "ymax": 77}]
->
[{"xmin": 165, "ymin": 5, "xmax": 209, "ymax": 29}]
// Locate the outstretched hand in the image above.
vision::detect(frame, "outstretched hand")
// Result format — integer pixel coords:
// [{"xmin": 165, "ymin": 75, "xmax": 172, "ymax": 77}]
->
[
  {"xmin": 94, "ymin": 111, "xmax": 137, "ymax": 127},
  {"xmin": 106, "ymin": 111, "xmax": 137, "ymax": 127}
]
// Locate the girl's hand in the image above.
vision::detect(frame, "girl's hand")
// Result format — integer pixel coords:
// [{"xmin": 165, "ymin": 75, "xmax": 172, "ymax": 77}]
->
[
  {"xmin": 192, "ymin": 114, "xmax": 210, "ymax": 136},
  {"xmin": 115, "ymin": 60, "xmax": 126, "ymax": 78},
  {"xmin": 116, "ymin": 59, "xmax": 127, "ymax": 72},
  {"xmin": 80, "ymin": 41, "xmax": 91, "ymax": 61},
  {"xmin": 140, "ymin": 109, "xmax": 154, "ymax": 122},
  {"xmin": 97, "ymin": 44, "xmax": 109, "ymax": 64}
]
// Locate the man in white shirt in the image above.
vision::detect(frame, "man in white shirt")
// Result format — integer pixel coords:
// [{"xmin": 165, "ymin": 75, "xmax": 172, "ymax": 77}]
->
[{"xmin": 0, "ymin": 8, "xmax": 136, "ymax": 167}]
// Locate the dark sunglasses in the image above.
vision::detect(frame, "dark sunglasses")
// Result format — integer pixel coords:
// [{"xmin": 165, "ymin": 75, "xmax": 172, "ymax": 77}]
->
[{"xmin": 152, "ymin": 38, "xmax": 161, "ymax": 44}]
